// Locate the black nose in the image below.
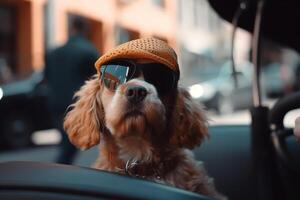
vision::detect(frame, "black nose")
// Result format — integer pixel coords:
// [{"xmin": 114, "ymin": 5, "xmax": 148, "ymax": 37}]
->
[{"xmin": 125, "ymin": 86, "xmax": 148, "ymax": 103}]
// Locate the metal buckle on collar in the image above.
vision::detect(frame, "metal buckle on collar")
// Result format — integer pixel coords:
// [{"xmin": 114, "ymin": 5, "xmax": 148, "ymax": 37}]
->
[
  {"xmin": 125, "ymin": 158, "xmax": 161, "ymax": 180},
  {"xmin": 125, "ymin": 159, "xmax": 140, "ymax": 177}
]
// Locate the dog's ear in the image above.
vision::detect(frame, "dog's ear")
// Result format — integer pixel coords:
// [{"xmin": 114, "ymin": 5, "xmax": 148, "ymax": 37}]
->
[
  {"xmin": 64, "ymin": 76, "xmax": 103, "ymax": 150},
  {"xmin": 169, "ymin": 87, "xmax": 209, "ymax": 149}
]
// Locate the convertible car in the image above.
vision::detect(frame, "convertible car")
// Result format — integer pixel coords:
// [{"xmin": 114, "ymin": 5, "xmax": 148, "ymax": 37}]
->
[{"xmin": 0, "ymin": 0, "xmax": 300, "ymax": 199}]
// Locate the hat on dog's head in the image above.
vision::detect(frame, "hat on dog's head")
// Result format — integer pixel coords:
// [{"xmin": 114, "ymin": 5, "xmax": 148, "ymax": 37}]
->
[{"xmin": 95, "ymin": 37, "xmax": 180, "ymax": 75}]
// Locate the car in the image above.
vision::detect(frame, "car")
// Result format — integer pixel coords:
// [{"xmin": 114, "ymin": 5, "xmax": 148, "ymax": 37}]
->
[
  {"xmin": 189, "ymin": 60, "xmax": 253, "ymax": 114},
  {"xmin": 189, "ymin": 60, "xmax": 296, "ymax": 115},
  {"xmin": 0, "ymin": 161, "xmax": 211, "ymax": 200},
  {"xmin": 0, "ymin": 0, "xmax": 300, "ymax": 200},
  {"xmin": 0, "ymin": 72, "xmax": 52, "ymax": 149}
]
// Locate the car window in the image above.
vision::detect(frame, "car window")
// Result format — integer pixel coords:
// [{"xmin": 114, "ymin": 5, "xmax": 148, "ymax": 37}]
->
[{"xmin": 181, "ymin": 3, "xmax": 300, "ymax": 125}]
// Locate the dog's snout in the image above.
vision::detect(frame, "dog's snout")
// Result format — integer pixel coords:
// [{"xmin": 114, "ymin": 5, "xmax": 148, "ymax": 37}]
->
[{"xmin": 125, "ymin": 85, "xmax": 147, "ymax": 103}]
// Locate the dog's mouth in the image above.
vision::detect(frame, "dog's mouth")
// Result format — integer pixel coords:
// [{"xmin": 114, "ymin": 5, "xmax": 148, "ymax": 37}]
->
[
  {"xmin": 118, "ymin": 108, "xmax": 148, "ymax": 136},
  {"xmin": 124, "ymin": 110, "xmax": 144, "ymax": 118}
]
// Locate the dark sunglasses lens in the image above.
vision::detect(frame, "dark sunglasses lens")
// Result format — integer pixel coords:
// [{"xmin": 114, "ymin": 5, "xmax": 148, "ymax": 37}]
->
[
  {"xmin": 143, "ymin": 64, "xmax": 176, "ymax": 95},
  {"xmin": 100, "ymin": 64, "xmax": 130, "ymax": 90}
]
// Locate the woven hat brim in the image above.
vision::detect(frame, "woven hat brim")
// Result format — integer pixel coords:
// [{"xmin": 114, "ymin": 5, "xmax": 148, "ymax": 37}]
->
[{"xmin": 94, "ymin": 49, "xmax": 179, "ymax": 73}]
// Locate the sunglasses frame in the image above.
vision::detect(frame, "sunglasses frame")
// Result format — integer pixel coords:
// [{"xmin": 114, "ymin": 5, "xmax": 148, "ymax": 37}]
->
[{"xmin": 99, "ymin": 59, "xmax": 178, "ymax": 95}]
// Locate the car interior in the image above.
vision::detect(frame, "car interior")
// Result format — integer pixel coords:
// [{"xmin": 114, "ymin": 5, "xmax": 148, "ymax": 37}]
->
[{"xmin": 0, "ymin": 0, "xmax": 300, "ymax": 200}]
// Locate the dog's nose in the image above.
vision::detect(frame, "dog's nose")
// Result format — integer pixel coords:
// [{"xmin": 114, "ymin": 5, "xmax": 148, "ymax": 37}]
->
[{"xmin": 125, "ymin": 86, "xmax": 147, "ymax": 103}]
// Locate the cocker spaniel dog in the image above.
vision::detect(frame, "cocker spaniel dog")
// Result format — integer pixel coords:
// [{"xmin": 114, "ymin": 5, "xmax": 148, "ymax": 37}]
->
[{"xmin": 64, "ymin": 38, "xmax": 226, "ymax": 200}]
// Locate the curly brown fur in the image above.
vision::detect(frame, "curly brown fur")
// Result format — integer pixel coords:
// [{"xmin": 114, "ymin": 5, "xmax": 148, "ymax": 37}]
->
[{"xmin": 64, "ymin": 72, "xmax": 226, "ymax": 200}]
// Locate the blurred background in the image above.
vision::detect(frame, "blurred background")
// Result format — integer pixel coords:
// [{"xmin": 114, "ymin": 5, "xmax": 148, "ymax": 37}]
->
[{"xmin": 0, "ymin": 0, "xmax": 299, "ymax": 165}]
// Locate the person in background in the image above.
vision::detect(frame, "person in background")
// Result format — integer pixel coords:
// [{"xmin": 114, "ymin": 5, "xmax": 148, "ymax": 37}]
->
[{"xmin": 45, "ymin": 17, "xmax": 99, "ymax": 164}]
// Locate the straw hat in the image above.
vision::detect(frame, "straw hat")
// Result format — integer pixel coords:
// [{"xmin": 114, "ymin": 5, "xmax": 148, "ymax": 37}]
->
[{"xmin": 94, "ymin": 37, "xmax": 179, "ymax": 75}]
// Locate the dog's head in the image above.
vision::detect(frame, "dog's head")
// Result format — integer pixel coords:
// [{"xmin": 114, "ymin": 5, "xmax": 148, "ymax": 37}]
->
[{"xmin": 64, "ymin": 38, "xmax": 208, "ymax": 162}]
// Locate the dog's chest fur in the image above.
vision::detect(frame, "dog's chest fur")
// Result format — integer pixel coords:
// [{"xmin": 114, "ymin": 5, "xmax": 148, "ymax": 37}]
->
[{"xmin": 93, "ymin": 147, "xmax": 225, "ymax": 200}]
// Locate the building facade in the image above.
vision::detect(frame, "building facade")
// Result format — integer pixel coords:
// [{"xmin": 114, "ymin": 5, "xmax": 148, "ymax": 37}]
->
[
  {"xmin": 0, "ymin": 0, "xmax": 177, "ymax": 79},
  {"xmin": 176, "ymin": 0, "xmax": 251, "ymax": 85}
]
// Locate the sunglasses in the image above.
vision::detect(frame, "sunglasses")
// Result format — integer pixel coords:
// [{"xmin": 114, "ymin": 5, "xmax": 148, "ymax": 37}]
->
[{"xmin": 100, "ymin": 60, "xmax": 178, "ymax": 95}]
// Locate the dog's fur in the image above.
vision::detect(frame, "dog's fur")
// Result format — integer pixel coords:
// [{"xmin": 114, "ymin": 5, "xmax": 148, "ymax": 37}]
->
[{"xmin": 64, "ymin": 60, "xmax": 226, "ymax": 199}]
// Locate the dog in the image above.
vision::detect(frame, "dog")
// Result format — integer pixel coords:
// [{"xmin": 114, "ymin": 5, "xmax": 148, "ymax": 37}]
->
[{"xmin": 64, "ymin": 38, "xmax": 226, "ymax": 200}]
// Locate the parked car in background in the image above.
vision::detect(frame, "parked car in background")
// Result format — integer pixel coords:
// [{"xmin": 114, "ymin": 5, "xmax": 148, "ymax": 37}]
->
[
  {"xmin": 0, "ymin": 71, "xmax": 52, "ymax": 150},
  {"xmin": 189, "ymin": 60, "xmax": 253, "ymax": 114},
  {"xmin": 190, "ymin": 59, "xmax": 297, "ymax": 114}
]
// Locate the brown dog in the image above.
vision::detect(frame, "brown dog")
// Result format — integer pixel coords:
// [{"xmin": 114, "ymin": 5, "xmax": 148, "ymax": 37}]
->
[{"xmin": 64, "ymin": 38, "xmax": 226, "ymax": 200}]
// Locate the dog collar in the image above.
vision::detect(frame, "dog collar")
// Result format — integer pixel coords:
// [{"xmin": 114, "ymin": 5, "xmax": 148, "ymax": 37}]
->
[{"xmin": 125, "ymin": 159, "xmax": 162, "ymax": 180}]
